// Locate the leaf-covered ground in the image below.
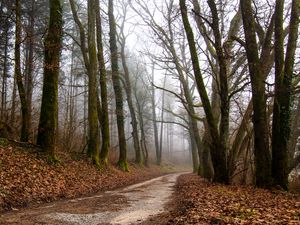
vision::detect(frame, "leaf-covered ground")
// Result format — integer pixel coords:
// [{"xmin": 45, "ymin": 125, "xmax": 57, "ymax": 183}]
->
[
  {"xmin": 143, "ymin": 174, "xmax": 300, "ymax": 225},
  {"xmin": 0, "ymin": 141, "xmax": 167, "ymax": 212}
]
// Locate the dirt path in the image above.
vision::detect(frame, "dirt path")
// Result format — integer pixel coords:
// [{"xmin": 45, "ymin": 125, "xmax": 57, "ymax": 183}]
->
[{"xmin": 0, "ymin": 173, "xmax": 183, "ymax": 225}]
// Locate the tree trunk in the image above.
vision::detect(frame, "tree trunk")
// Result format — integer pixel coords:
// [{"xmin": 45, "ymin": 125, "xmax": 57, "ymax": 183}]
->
[
  {"xmin": 10, "ymin": 78, "xmax": 17, "ymax": 128},
  {"xmin": 24, "ymin": 0, "xmax": 35, "ymax": 141},
  {"xmin": 150, "ymin": 64, "xmax": 160, "ymax": 165},
  {"xmin": 86, "ymin": 0, "xmax": 100, "ymax": 165},
  {"xmin": 207, "ymin": 0, "xmax": 229, "ymax": 180},
  {"xmin": 119, "ymin": 36, "xmax": 142, "ymax": 165},
  {"xmin": 240, "ymin": 0, "xmax": 272, "ymax": 188},
  {"xmin": 1, "ymin": 25, "xmax": 9, "ymax": 122},
  {"xmin": 95, "ymin": 0, "xmax": 110, "ymax": 165},
  {"xmin": 179, "ymin": 0, "xmax": 228, "ymax": 184},
  {"xmin": 37, "ymin": 0, "xmax": 63, "ymax": 158},
  {"xmin": 272, "ymin": 0, "xmax": 300, "ymax": 190},
  {"xmin": 135, "ymin": 93, "xmax": 149, "ymax": 167},
  {"xmin": 108, "ymin": 0, "xmax": 128, "ymax": 171},
  {"xmin": 188, "ymin": 118, "xmax": 199, "ymax": 173},
  {"xmin": 158, "ymin": 76, "xmax": 167, "ymax": 165},
  {"xmin": 15, "ymin": 0, "xmax": 29, "ymax": 142}
]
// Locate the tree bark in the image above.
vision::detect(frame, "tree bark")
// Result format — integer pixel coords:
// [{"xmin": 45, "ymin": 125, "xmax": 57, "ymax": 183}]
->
[
  {"xmin": 272, "ymin": 0, "xmax": 300, "ymax": 190},
  {"xmin": 179, "ymin": 0, "xmax": 228, "ymax": 184},
  {"xmin": 95, "ymin": 0, "xmax": 110, "ymax": 165},
  {"xmin": 86, "ymin": 0, "xmax": 100, "ymax": 165},
  {"xmin": 15, "ymin": 0, "xmax": 29, "ymax": 142},
  {"xmin": 108, "ymin": 0, "xmax": 128, "ymax": 171},
  {"xmin": 240, "ymin": 0, "xmax": 272, "ymax": 188},
  {"xmin": 37, "ymin": 0, "xmax": 63, "ymax": 158},
  {"xmin": 24, "ymin": 0, "xmax": 35, "ymax": 141},
  {"xmin": 1, "ymin": 24, "xmax": 9, "ymax": 122},
  {"xmin": 119, "ymin": 35, "xmax": 142, "ymax": 165}
]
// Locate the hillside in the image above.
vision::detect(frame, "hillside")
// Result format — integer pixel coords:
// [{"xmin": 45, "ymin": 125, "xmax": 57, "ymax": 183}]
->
[{"xmin": 0, "ymin": 139, "xmax": 168, "ymax": 212}]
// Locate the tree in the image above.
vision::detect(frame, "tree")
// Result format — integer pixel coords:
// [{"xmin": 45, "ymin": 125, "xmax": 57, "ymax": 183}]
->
[
  {"xmin": 95, "ymin": 0, "xmax": 110, "ymax": 165},
  {"xmin": 14, "ymin": 0, "xmax": 29, "ymax": 142},
  {"xmin": 180, "ymin": 0, "xmax": 228, "ymax": 184},
  {"xmin": 150, "ymin": 63, "xmax": 160, "ymax": 165},
  {"xmin": 240, "ymin": 0, "xmax": 272, "ymax": 188},
  {"xmin": 37, "ymin": 0, "xmax": 63, "ymax": 157},
  {"xmin": 118, "ymin": 1, "xmax": 142, "ymax": 164},
  {"xmin": 68, "ymin": 0, "xmax": 101, "ymax": 164},
  {"xmin": 86, "ymin": 0, "xmax": 100, "ymax": 165},
  {"xmin": 108, "ymin": 0, "xmax": 128, "ymax": 171},
  {"xmin": 24, "ymin": 0, "xmax": 36, "ymax": 141},
  {"xmin": 272, "ymin": 0, "xmax": 300, "ymax": 190}
]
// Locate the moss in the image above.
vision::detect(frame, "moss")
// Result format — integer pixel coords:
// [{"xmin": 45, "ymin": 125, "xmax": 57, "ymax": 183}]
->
[
  {"xmin": 118, "ymin": 160, "xmax": 129, "ymax": 172},
  {"xmin": 0, "ymin": 138, "xmax": 9, "ymax": 147},
  {"xmin": 47, "ymin": 154, "xmax": 60, "ymax": 164}
]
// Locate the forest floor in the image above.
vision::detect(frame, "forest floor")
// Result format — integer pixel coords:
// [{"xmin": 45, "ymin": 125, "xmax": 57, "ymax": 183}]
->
[
  {"xmin": 1, "ymin": 139, "xmax": 300, "ymax": 224},
  {"xmin": 142, "ymin": 174, "xmax": 300, "ymax": 225},
  {"xmin": 0, "ymin": 138, "xmax": 176, "ymax": 213},
  {"xmin": 0, "ymin": 173, "xmax": 183, "ymax": 224}
]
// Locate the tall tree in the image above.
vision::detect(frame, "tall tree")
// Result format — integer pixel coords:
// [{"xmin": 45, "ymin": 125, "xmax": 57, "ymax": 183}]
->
[
  {"xmin": 108, "ymin": 0, "xmax": 128, "ymax": 171},
  {"xmin": 37, "ymin": 0, "xmax": 63, "ymax": 157},
  {"xmin": 272, "ymin": 0, "xmax": 300, "ymax": 190},
  {"xmin": 86, "ymin": 0, "xmax": 100, "ymax": 165},
  {"xmin": 14, "ymin": 0, "xmax": 29, "ymax": 142},
  {"xmin": 118, "ymin": 2, "xmax": 142, "ymax": 164},
  {"xmin": 240, "ymin": 0, "xmax": 272, "ymax": 188},
  {"xmin": 179, "ymin": 0, "xmax": 228, "ymax": 184},
  {"xmin": 69, "ymin": 0, "xmax": 101, "ymax": 164},
  {"xmin": 95, "ymin": 0, "xmax": 110, "ymax": 165},
  {"xmin": 24, "ymin": 0, "xmax": 36, "ymax": 141}
]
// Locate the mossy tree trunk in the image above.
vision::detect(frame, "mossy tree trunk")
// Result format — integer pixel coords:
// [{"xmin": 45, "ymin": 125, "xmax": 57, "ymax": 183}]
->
[
  {"xmin": 108, "ymin": 0, "xmax": 128, "ymax": 171},
  {"xmin": 188, "ymin": 118, "xmax": 200, "ymax": 173},
  {"xmin": 69, "ymin": 0, "xmax": 101, "ymax": 165},
  {"xmin": 15, "ymin": 0, "xmax": 29, "ymax": 142},
  {"xmin": 95, "ymin": 0, "xmax": 110, "ymax": 165},
  {"xmin": 272, "ymin": 0, "xmax": 300, "ymax": 190},
  {"xmin": 207, "ymin": 0, "xmax": 230, "ymax": 183},
  {"xmin": 87, "ymin": 0, "xmax": 100, "ymax": 165},
  {"xmin": 179, "ymin": 0, "xmax": 228, "ymax": 184},
  {"xmin": 37, "ymin": 0, "xmax": 63, "ymax": 157},
  {"xmin": 240, "ymin": 0, "xmax": 272, "ymax": 188}
]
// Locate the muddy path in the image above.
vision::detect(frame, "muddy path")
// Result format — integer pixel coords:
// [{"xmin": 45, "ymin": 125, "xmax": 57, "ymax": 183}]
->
[{"xmin": 0, "ymin": 173, "xmax": 184, "ymax": 225}]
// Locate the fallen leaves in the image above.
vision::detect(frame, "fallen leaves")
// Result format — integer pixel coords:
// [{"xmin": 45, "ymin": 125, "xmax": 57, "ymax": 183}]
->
[
  {"xmin": 166, "ymin": 174, "xmax": 300, "ymax": 225},
  {"xmin": 0, "ymin": 143, "xmax": 165, "ymax": 212}
]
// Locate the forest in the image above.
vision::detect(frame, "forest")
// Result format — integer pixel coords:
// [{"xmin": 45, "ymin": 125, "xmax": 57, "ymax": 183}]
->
[{"xmin": 0, "ymin": 0, "xmax": 300, "ymax": 224}]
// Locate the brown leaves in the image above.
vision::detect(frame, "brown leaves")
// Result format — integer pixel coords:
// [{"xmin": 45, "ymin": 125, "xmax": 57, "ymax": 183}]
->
[
  {"xmin": 0, "ymin": 145, "xmax": 164, "ymax": 212},
  {"xmin": 168, "ymin": 174, "xmax": 300, "ymax": 225}
]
